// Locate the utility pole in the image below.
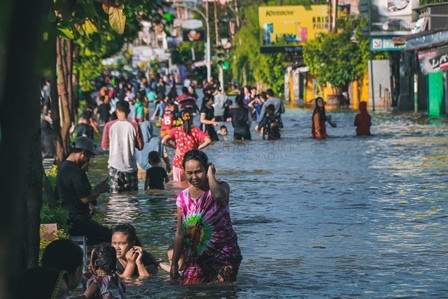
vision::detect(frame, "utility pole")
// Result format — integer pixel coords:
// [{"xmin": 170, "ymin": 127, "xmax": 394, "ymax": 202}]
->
[
  {"xmin": 329, "ymin": 0, "xmax": 338, "ymax": 32},
  {"xmin": 234, "ymin": 0, "xmax": 240, "ymax": 29},
  {"xmin": 205, "ymin": 1, "xmax": 211, "ymax": 81},
  {"xmin": 368, "ymin": 0, "xmax": 375, "ymax": 112},
  {"xmin": 176, "ymin": 3, "xmax": 211, "ymax": 82},
  {"xmin": 214, "ymin": 0, "xmax": 219, "ymax": 45}
]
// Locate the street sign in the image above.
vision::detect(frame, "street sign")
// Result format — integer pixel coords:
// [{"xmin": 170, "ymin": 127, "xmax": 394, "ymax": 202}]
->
[
  {"xmin": 371, "ymin": 37, "xmax": 405, "ymax": 51},
  {"xmin": 181, "ymin": 19, "xmax": 203, "ymax": 30}
]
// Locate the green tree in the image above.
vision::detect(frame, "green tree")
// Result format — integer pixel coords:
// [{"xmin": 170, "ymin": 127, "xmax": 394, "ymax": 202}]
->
[
  {"xmin": 230, "ymin": 3, "xmax": 288, "ymax": 94},
  {"xmin": 230, "ymin": 0, "xmax": 326, "ymax": 95},
  {"xmin": 48, "ymin": 0, "xmax": 168, "ymax": 164},
  {"xmin": 303, "ymin": 15, "xmax": 369, "ymax": 92},
  {"xmin": 171, "ymin": 41, "xmax": 205, "ymax": 65}
]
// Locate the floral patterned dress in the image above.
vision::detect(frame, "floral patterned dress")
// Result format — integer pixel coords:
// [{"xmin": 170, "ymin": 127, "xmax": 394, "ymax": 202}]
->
[
  {"xmin": 168, "ymin": 127, "xmax": 209, "ymax": 169},
  {"xmin": 176, "ymin": 187, "xmax": 242, "ymax": 284}
]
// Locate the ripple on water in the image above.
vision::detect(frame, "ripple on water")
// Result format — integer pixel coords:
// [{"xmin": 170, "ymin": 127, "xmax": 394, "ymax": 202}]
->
[{"xmin": 88, "ymin": 110, "xmax": 448, "ymax": 298}]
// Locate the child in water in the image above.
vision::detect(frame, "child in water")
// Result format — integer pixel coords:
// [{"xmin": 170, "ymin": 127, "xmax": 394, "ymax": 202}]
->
[
  {"xmin": 159, "ymin": 244, "xmax": 184, "ymax": 275},
  {"xmin": 144, "ymin": 151, "xmax": 169, "ymax": 190},
  {"xmin": 354, "ymin": 101, "xmax": 371, "ymax": 136},
  {"xmin": 260, "ymin": 104, "xmax": 283, "ymax": 140},
  {"xmin": 160, "ymin": 104, "xmax": 175, "ymax": 138},
  {"xmin": 86, "ymin": 243, "xmax": 126, "ymax": 299},
  {"xmin": 217, "ymin": 125, "xmax": 228, "ymax": 141}
]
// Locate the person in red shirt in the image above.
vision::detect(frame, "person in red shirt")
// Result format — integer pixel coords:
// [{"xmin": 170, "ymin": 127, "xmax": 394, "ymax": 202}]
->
[
  {"xmin": 162, "ymin": 110, "xmax": 212, "ymax": 182},
  {"xmin": 354, "ymin": 101, "xmax": 371, "ymax": 136},
  {"xmin": 160, "ymin": 104, "xmax": 175, "ymax": 138}
]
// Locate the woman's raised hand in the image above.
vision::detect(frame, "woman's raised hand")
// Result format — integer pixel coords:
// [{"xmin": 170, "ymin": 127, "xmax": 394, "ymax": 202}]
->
[
  {"xmin": 207, "ymin": 163, "xmax": 216, "ymax": 179},
  {"xmin": 125, "ymin": 246, "xmax": 138, "ymax": 263},
  {"xmin": 134, "ymin": 246, "xmax": 144, "ymax": 264}
]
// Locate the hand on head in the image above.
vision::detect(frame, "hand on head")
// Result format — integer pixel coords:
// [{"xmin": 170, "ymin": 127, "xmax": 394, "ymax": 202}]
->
[{"xmin": 207, "ymin": 163, "xmax": 216, "ymax": 178}]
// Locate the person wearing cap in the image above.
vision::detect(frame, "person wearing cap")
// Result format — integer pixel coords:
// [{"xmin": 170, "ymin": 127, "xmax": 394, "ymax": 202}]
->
[
  {"xmin": 56, "ymin": 136, "xmax": 112, "ymax": 243},
  {"xmin": 102, "ymin": 100, "xmax": 144, "ymax": 193}
]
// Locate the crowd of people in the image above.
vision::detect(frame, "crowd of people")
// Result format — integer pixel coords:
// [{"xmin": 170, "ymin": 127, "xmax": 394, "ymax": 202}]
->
[{"xmin": 33, "ymin": 68, "xmax": 373, "ymax": 297}]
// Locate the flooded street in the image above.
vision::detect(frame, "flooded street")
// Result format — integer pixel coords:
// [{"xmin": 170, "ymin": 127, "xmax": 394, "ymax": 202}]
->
[{"xmin": 89, "ymin": 107, "xmax": 448, "ymax": 298}]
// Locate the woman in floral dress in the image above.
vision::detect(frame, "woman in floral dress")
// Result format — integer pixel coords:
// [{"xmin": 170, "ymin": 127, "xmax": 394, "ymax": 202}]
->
[{"xmin": 162, "ymin": 110, "xmax": 211, "ymax": 182}]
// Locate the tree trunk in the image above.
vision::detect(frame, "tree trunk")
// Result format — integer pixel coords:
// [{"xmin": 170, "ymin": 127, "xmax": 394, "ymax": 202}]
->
[
  {"xmin": 56, "ymin": 37, "xmax": 74, "ymax": 161},
  {"xmin": 0, "ymin": 0, "xmax": 46, "ymax": 297}
]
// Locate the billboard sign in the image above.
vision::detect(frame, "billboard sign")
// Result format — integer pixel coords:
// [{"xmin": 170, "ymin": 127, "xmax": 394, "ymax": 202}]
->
[
  {"xmin": 418, "ymin": 47, "xmax": 448, "ymax": 75},
  {"xmin": 259, "ymin": 5, "xmax": 328, "ymax": 53},
  {"xmin": 369, "ymin": 0, "xmax": 418, "ymax": 36}
]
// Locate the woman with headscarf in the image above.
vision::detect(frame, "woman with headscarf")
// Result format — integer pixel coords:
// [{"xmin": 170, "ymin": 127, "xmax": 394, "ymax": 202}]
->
[
  {"xmin": 162, "ymin": 109, "xmax": 212, "ymax": 182},
  {"xmin": 354, "ymin": 101, "xmax": 371, "ymax": 136}
]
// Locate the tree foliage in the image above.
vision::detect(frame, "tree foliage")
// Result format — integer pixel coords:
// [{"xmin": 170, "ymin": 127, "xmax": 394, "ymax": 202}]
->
[
  {"xmin": 171, "ymin": 42, "xmax": 205, "ymax": 65},
  {"xmin": 230, "ymin": 0, "xmax": 326, "ymax": 94},
  {"xmin": 303, "ymin": 15, "xmax": 369, "ymax": 89},
  {"xmin": 230, "ymin": 3, "xmax": 288, "ymax": 94}
]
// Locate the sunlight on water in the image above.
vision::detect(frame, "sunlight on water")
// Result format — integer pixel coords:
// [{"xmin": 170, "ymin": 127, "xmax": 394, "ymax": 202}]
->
[{"xmin": 87, "ymin": 109, "xmax": 448, "ymax": 298}]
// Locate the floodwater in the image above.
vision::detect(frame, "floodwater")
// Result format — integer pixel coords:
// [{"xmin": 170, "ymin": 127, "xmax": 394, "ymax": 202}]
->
[{"xmin": 88, "ymin": 106, "xmax": 448, "ymax": 298}]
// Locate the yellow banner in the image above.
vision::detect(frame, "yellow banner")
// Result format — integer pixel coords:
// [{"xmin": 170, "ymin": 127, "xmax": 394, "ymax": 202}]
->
[{"xmin": 259, "ymin": 5, "xmax": 329, "ymax": 49}]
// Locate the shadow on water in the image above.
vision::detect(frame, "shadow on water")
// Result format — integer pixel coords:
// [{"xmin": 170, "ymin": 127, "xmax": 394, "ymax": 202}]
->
[{"xmin": 88, "ymin": 109, "xmax": 448, "ymax": 298}]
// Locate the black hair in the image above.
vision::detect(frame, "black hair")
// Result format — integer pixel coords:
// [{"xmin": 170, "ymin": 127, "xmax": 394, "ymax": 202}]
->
[
  {"xmin": 182, "ymin": 149, "xmax": 208, "ymax": 170},
  {"xmin": 80, "ymin": 112, "xmax": 91, "ymax": 120},
  {"xmin": 266, "ymin": 104, "xmax": 275, "ymax": 112},
  {"xmin": 180, "ymin": 110, "xmax": 193, "ymax": 134},
  {"xmin": 182, "ymin": 86, "xmax": 189, "ymax": 94},
  {"xmin": 220, "ymin": 125, "xmax": 227, "ymax": 130},
  {"xmin": 112, "ymin": 223, "xmax": 141, "ymax": 246},
  {"xmin": 260, "ymin": 92, "xmax": 267, "ymax": 101},
  {"xmin": 41, "ymin": 239, "xmax": 83, "ymax": 274},
  {"xmin": 201, "ymin": 94, "xmax": 214, "ymax": 109},
  {"xmin": 91, "ymin": 243, "xmax": 117, "ymax": 275},
  {"xmin": 19, "ymin": 267, "xmax": 67, "ymax": 299},
  {"xmin": 314, "ymin": 97, "xmax": 326, "ymax": 121},
  {"xmin": 115, "ymin": 100, "xmax": 130, "ymax": 113},
  {"xmin": 266, "ymin": 89, "xmax": 274, "ymax": 97},
  {"xmin": 235, "ymin": 95, "xmax": 244, "ymax": 108},
  {"xmin": 148, "ymin": 151, "xmax": 161, "ymax": 164}
]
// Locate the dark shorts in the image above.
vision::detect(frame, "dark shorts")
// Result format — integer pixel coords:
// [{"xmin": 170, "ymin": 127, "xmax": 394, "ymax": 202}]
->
[{"xmin": 108, "ymin": 167, "xmax": 138, "ymax": 193}]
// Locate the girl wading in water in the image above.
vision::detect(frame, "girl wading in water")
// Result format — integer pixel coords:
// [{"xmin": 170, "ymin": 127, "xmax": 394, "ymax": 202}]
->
[
  {"xmin": 312, "ymin": 96, "xmax": 336, "ymax": 139},
  {"xmin": 170, "ymin": 150, "xmax": 242, "ymax": 284}
]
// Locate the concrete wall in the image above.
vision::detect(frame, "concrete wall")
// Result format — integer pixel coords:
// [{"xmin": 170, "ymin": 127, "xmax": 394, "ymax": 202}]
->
[{"xmin": 368, "ymin": 59, "xmax": 392, "ymax": 109}]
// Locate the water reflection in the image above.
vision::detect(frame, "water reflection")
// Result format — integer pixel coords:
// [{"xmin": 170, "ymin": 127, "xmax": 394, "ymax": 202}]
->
[{"xmin": 90, "ymin": 109, "xmax": 448, "ymax": 298}]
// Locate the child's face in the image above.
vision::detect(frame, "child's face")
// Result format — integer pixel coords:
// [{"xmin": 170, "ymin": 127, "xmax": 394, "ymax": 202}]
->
[
  {"xmin": 267, "ymin": 109, "xmax": 275, "ymax": 116},
  {"xmin": 220, "ymin": 128, "xmax": 227, "ymax": 136}
]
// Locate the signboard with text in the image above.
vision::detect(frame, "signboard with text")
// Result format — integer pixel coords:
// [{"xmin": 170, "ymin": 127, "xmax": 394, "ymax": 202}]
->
[
  {"xmin": 418, "ymin": 47, "xmax": 448, "ymax": 75},
  {"xmin": 259, "ymin": 5, "xmax": 328, "ymax": 54}
]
